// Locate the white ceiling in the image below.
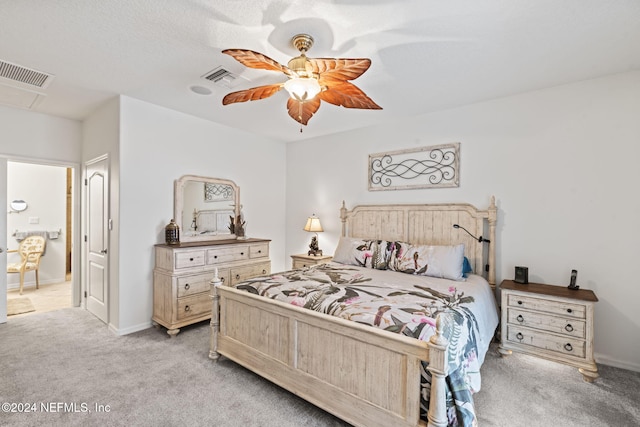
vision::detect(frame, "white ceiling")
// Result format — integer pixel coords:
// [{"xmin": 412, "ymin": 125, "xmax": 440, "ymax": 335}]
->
[{"xmin": 1, "ymin": 0, "xmax": 639, "ymax": 143}]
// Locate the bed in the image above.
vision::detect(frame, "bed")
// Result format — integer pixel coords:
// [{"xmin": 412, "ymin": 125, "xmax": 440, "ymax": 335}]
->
[{"xmin": 209, "ymin": 198, "xmax": 498, "ymax": 427}]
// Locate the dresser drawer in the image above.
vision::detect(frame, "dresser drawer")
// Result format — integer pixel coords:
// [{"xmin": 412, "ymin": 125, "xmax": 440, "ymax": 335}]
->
[
  {"xmin": 249, "ymin": 243, "xmax": 269, "ymax": 259},
  {"xmin": 177, "ymin": 271, "xmax": 225, "ymax": 297},
  {"xmin": 176, "ymin": 293, "xmax": 211, "ymax": 321},
  {"xmin": 175, "ymin": 250, "xmax": 205, "ymax": 269},
  {"xmin": 207, "ymin": 246, "xmax": 249, "ymax": 265},
  {"xmin": 505, "ymin": 325, "xmax": 586, "ymax": 359},
  {"xmin": 230, "ymin": 261, "xmax": 270, "ymax": 286},
  {"xmin": 507, "ymin": 307, "xmax": 586, "ymax": 339},
  {"xmin": 507, "ymin": 293, "xmax": 586, "ymax": 319}
]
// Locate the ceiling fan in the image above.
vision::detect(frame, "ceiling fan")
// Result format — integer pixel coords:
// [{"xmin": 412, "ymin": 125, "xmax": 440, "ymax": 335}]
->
[{"xmin": 221, "ymin": 34, "xmax": 382, "ymax": 129}]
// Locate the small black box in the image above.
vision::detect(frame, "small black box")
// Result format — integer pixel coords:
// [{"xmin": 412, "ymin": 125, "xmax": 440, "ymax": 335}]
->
[{"xmin": 514, "ymin": 266, "xmax": 529, "ymax": 284}]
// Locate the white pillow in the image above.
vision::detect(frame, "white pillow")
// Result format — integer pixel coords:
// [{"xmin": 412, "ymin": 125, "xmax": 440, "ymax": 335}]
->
[{"xmin": 333, "ymin": 237, "xmax": 365, "ymax": 266}]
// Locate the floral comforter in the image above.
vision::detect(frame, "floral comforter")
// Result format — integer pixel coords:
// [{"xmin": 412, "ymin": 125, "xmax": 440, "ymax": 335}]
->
[{"xmin": 235, "ymin": 262, "xmax": 499, "ymax": 427}]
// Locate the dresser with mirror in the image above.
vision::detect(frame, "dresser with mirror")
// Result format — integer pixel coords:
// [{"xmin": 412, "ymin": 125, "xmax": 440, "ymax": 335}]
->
[{"xmin": 152, "ymin": 175, "xmax": 271, "ymax": 337}]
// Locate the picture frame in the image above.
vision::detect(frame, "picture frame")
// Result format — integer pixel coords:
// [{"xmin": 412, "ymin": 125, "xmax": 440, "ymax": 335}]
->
[{"xmin": 368, "ymin": 143, "xmax": 460, "ymax": 191}]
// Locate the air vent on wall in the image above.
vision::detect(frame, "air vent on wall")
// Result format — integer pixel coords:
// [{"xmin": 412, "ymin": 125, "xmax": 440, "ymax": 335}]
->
[
  {"xmin": 202, "ymin": 66, "xmax": 249, "ymax": 89},
  {"xmin": 0, "ymin": 60, "xmax": 54, "ymax": 89}
]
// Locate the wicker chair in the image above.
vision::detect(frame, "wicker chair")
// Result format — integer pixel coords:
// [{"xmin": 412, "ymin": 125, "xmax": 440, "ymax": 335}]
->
[{"xmin": 7, "ymin": 235, "xmax": 46, "ymax": 295}]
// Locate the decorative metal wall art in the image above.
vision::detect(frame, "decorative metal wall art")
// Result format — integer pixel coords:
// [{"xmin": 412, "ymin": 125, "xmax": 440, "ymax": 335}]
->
[
  {"xmin": 204, "ymin": 183, "xmax": 234, "ymax": 202},
  {"xmin": 368, "ymin": 143, "xmax": 460, "ymax": 191}
]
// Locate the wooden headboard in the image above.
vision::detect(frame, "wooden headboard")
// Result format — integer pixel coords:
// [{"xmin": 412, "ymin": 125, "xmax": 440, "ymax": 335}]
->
[{"xmin": 340, "ymin": 197, "xmax": 497, "ymax": 286}]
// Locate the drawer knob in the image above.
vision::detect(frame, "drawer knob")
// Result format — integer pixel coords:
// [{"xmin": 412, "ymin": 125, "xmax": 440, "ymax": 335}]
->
[
  {"xmin": 262, "ymin": 269, "xmax": 267, "ymax": 274},
  {"xmin": 189, "ymin": 258, "xmax": 194, "ymax": 262},
  {"xmin": 516, "ymin": 314, "xmax": 524, "ymax": 323},
  {"xmin": 240, "ymin": 252, "xmax": 244, "ymax": 255},
  {"xmin": 258, "ymin": 250, "xmax": 262, "ymax": 253},
  {"xmin": 236, "ymin": 274, "xmax": 240, "ymax": 279},
  {"xmin": 564, "ymin": 343, "xmax": 573, "ymax": 352},
  {"xmin": 565, "ymin": 324, "xmax": 574, "ymax": 332},
  {"xmin": 221, "ymin": 277, "xmax": 225, "ymax": 282},
  {"xmin": 517, "ymin": 300, "xmax": 523, "ymax": 305},
  {"xmin": 184, "ymin": 284, "xmax": 190, "ymax": 290},
  {"xmin": 566, "ymin": 308, "xmax": 573, "ymax": 314},
  {"xmin": 516, "ymin": 332, "xmax": 524, "ymax": 341},
  {"xmin": 214, "ymin": 255, "xmax": 218, "ymax": 259},
  {"xmin": 185, "ymin": 305, "xmax": 191, "ymax": 312}
]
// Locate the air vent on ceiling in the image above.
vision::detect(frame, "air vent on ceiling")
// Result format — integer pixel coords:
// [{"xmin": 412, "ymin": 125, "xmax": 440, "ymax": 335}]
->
[
  {"xmin": 202, "ymin": 66, "xmax": 249, "ymax": 89},
  {"xmin": 0, "ymin": 60, "xmax": 54, "ymax": 89}
]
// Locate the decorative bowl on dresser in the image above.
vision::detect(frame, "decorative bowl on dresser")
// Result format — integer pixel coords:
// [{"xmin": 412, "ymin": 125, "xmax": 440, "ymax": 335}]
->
[
  {"xmin": 498, "ymin": 279, "xmax": 599, "ymax": 382},
  {"xmin": 153, "ymin": 238, "xmax": 271, "ymax": 337},
  {"xmin": 290, "ymin": 253, "xmax": 333, "ymax": 269}
]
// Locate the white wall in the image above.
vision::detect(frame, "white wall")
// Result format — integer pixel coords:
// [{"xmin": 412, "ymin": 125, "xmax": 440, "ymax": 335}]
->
[
  {"xmin": 286, "ymin": 70, "xmax": 640, "ymax": 371},
  {"xmin": 6, "ymin": 162, "xmax": 67, "ymax": 287},
  {"xmin": 116, "ymin": 96, "xmax": 287, "ymax": 333},
  {"xmin": 0, "ymin": 105, "xmax": 82, "ymax": 163}
]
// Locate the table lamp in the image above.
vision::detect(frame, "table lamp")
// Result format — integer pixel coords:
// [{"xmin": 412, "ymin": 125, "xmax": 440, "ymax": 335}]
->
[{"xmin": 303, "ymin": 214, "xmax": 323, "ymax": 256}]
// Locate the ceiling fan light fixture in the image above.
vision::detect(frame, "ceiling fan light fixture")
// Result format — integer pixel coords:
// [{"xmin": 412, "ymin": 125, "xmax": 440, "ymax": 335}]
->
[{"xmin": 284, "ymin": 77, "xmax": 321, "ymax": 101}]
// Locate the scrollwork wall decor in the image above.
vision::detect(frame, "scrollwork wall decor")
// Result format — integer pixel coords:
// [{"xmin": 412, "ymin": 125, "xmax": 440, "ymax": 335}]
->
[
  {"xmin": 368, "ymin": 143, "xmax": 460, "ymax": 191},
  {"xmin": 204, "ymin": 183, "xmax": 234, "ymax": 202}
]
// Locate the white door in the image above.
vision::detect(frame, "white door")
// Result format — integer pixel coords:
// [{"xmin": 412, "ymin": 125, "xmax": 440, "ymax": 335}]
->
[
  {"xmin": 0, "ymin": 158, "xmax": 7, "ymax": 323},
  {"xmin": 85, "ymin": 156, "xmax": 109, "ymax": 323}
]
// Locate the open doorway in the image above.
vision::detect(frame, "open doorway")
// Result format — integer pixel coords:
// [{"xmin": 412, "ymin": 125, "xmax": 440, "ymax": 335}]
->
[{"xmin": 5, "ymin": 161, "xmax": 74, "ymax": 318}]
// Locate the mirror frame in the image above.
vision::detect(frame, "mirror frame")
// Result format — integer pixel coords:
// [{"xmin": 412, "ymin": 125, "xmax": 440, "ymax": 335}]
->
[{"xmin": 174, "ymin": 175, "xmax": 240, "ymax": 243}]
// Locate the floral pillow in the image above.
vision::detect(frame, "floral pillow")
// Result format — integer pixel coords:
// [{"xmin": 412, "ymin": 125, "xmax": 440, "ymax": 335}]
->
[
  {"xmin": 389, "ymin": 242, "xmax": 466, "ymax": 281},
  {"xmin": 332, "ymin": 237, "xmax": 392, "ymax": 270}
]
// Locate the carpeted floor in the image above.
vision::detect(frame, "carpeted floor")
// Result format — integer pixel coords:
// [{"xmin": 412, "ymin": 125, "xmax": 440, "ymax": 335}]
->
[{"xmin": 1, "ymin": 308, "xmax": 639, "ymax": 427}]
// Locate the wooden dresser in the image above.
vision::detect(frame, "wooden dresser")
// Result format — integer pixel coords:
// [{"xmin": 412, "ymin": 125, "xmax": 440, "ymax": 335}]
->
[
  {"xmin": 153, "ymin": 238, "xmax": 270, "ymax": 337},
  {"xmin": 498, "ymin": 280, "xmax": 598, "ymax": 382}
]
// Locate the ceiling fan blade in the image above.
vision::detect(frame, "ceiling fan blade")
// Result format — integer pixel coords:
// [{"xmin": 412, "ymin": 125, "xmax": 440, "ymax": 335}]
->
[
  {"xmin": 286, "ymin": 97, "xmax": 321, "ymax": 126},
  {"xmin": 222, "ymin": 83, "xmax": 284, "ymax": 105},
  {"xmin": 311, "ymin": 58, "xmax": 372, "ymax": 81},
  {"xmin": 319, "ymin": 81, "xmax": 382, "ymax": 110},
  {"xmin": 222, "ymin": 49, "xmax": 294, "ymax": 77}
]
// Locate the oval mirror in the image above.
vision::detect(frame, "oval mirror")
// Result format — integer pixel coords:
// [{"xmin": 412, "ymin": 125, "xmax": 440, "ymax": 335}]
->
[
  {"xmin": 10, "ymin": 200, "xmax": 28, "ymax": 213},
  {"xmin": 174, "ymin": 175, "xmax": 240, "ymax": 243}
]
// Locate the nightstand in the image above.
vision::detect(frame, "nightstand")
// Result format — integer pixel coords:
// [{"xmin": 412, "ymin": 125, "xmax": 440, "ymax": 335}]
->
[
  {"xmin": 498, "ymin": 280, "xmax": 598, "ymax": 382},
  {"xmin": 291, "ymin": 253, "xmax": 333, "ymax": 269}
]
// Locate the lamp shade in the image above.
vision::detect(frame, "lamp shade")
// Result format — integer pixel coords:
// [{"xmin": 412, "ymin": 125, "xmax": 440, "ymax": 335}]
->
[{"xmin": 303, "ymin": 215, "xmax": 323, "ymax": 233}]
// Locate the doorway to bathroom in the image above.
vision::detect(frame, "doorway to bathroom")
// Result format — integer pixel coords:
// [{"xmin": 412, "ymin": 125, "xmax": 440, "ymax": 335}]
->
[{"xmin": 4, "ymin": 160, "xmax": 76, "ymax": 319}]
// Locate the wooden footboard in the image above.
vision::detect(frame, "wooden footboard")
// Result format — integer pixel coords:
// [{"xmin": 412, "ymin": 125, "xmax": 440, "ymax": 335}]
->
[{"xmin": 209, "ymin": 278, "xmax": 449, "ymax": 427}]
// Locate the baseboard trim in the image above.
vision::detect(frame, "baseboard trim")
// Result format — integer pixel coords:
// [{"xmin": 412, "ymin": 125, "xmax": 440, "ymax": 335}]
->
[
  {"xmin": 595, "ymin": 352, "xmax": 640, "ymax": 373},
  {"xmin": 109, "ymin": 320, "xmax": 153, "ymax": 336}
]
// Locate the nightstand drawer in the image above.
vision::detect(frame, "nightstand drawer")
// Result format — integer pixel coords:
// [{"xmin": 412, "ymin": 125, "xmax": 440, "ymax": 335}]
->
[
  {"xmin": 507, "ymin": 293, "xmax": 586, "ymax": 319},
  {"xmin": 507, "ymin": 307, "xmax": 586, "ymax": 339},
  {"xmin": 175, "ymin": 250, "xmax": 205, "ymax": 269},
  {"xmin": 505, "ymin": 325, "xmax": 586, "ymax": 359},
  {"xmin": 293, "ymin": 259, "xmax": 312, "ymax": 269}
]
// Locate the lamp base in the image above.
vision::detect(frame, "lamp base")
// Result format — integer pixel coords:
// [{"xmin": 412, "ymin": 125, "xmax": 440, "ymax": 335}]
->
[{"xmin": 308, "ymin": 236, "xmax": 322, "ymax": 256}]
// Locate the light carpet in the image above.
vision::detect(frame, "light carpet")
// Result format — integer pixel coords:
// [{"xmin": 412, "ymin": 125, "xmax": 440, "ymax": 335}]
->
[
  {"xmin": 1, "ymin": 308, "xmax": 639, "ymax": 427},
  {"xmin": 6, "ymin": 297, "xmax": 35, "ymax": 316}
]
